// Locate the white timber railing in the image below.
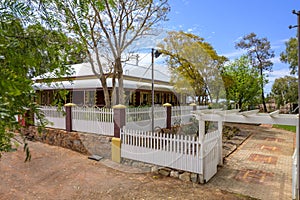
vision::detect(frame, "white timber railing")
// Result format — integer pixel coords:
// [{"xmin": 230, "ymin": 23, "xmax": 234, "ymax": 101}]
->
[{"xmin": 72, "ymin": 106, "xmax": 114, "ymax": 136}]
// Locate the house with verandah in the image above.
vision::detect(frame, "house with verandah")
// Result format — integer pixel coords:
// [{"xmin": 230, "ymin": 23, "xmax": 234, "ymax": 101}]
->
[{"xmin": 33, "ymin": 62, "xmax": 188, "ymax": 107}]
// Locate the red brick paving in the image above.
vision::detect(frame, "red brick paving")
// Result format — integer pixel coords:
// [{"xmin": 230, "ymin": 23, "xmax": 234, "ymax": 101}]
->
[
  {"xmin": 248, "ymin": 153, "xmax": 278, "ymax": 165},
  {"xmin": 235, "ymin": 169, "xmax": 274, "ymax": 184}
]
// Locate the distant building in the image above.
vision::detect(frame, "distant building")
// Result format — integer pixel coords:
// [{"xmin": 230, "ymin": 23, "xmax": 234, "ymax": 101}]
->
[{"xmin": 33, "ymin": 62, "xmax": 187, "ymax": 107}]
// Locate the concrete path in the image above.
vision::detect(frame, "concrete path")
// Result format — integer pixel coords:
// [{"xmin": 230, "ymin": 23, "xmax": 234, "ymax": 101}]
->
[{"xmin": 208, "ymin": 124, "xmax": 295, "ymax": 200}]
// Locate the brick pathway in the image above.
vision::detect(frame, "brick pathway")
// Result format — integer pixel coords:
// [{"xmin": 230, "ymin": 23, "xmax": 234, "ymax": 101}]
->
[{"xmin": 208, "ymin": 124, "xmax": 295, "ymax": 200}]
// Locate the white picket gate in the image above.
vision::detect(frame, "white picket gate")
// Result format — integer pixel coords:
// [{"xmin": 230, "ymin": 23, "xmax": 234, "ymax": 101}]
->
[
  {"xmin": 72, "ymin": 106, "xmax": 114, "ymax": 136},
  {"xmin": 121, "ymin": 129, "xmax": 220, "ymax": 182}
]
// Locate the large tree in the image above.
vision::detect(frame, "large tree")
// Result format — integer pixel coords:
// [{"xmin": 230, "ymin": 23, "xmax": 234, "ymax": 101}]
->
[
  {"xmin": 235, "ymin": 32, "xmax": 275, "ymax": 112},
  {"xmin": 280, "ymin": 37, "xmax": 298, "ymax": 75},
  {"xmin": 0, "ymin": 0, "xmax": 84, "ymax": 158},
  {"xmin": 37, "ymin": 0, "xmax": 170, "ymax": 108},
  {"xmin": 271, "ymin": 76, "xmax": 298, "ymax": 108},
  {"xmin": 158, "ymin": 31, "xmax": 227, "ymax": 105},
  {"xmin": 222, "ymin": 56, "xmax": 261, "ymax": 110}
]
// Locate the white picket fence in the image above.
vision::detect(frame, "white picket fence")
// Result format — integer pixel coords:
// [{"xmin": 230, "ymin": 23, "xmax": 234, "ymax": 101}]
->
[
  {"xmin": 125, "ymin": 105, "xmax": 207, "ymax": 131},
  {"xmin": 126, "ymin": 106, "xmax": 166, "ymax": 130},
  {"xmin": 35, "ymin": 106, "xmax": 66, "ymax": 129},
  {"xmin": 37, "ymin": 105, "xmax": 207, "ymax": 137},
  {"xmin": 72, "ymin": 106, "xmax": 114, "ymax": 136},
  {"xmin": 121, "ymin": 129, "xmax": 220, "ymax": 182},
  {"xmin": 37, "ymin": 106, "xmax": 114, "ymax": 135}
]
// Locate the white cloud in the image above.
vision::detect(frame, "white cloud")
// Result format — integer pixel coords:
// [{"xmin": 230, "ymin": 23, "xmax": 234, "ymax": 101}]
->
[
  {"xmin": 270, "ymin": 56, "xmax": 282, "ymax": 64},
  {"xmin": 264, "ymin": 67, "xmax": 293, "ymax": 94},
  {"xmin": 221, "ymin": 49, "xmax": 246, "ymax": 59}
]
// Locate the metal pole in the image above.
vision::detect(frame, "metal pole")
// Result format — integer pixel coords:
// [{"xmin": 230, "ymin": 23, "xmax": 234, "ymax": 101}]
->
[
  {"xmin": 297, "ymin": 11, "xmax": 300, "ymax": 200},
  {"xmin": 151, "ymin": 48, "xmax": 154, "ymax": 134}
]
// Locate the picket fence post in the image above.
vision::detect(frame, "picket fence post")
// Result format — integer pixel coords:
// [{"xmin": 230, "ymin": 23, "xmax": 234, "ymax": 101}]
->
[
  {"xmin": 64, "ymin": 103, "xmax": 76, "ymax": 132},
  {"xmin": 190, "ymin": 103, "xmax": 197, "ymax": 111},
  {"xmin": 113, "ymin": 104, "xmax": 126, "ymax": 138},
  {"xmin": 163, "ymin": 103, "xmax": 172, "ymax": 129}
]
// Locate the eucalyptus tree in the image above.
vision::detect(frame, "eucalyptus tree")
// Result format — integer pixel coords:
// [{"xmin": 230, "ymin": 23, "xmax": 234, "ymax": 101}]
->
[
  {"xmin": 37, "ymin": 0, "xmax": 170, "ymax": 107},
  {"xmin": 235, "ymin": 32, "xmax": 275, "ymax": 112},
  {"xmin": 158, "ymin": 31, "xmax": 227, "ymax": 104},
  {"xmin": 271, "ymin": 76, "xmax": 298, "ymax": 108},
  {"xmin": 280, "ymin": 37, "xmax": 298, "ymax": 75},
  {"xmin": 222, "ymin": 56, "xmax": 261, "ymax": 110}
]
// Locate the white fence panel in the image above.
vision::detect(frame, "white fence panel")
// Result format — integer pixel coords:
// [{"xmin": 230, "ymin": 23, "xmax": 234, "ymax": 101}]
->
[
  {"xmin": 36, "ymin": 106, "xmax": 66, "ymax": 129},
  {"xmin": 72, "ymin": 107, "xmax": 114, "ymax": 136},
  {"xmin": 126, "ymin": 107, "xmax": 166, "ymax": 131},
  {"xmin": 121, "ymin": 130, "xmax": 202, "ymax": 174},
  {"xmin": 292, "ymin": 149, "xmax": 298, "ymax": 200}
]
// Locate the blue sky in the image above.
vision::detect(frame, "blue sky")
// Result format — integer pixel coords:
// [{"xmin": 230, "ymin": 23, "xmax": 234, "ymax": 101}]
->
[{"xmin": 161, "ymin": 0, "xmax": 300, "ymax": 94}]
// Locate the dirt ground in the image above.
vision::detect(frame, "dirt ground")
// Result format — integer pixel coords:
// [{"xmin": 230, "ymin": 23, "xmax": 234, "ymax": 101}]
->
[{"xmin": 0, "ymin": 138, "xmax": 255, "ymax": 200}]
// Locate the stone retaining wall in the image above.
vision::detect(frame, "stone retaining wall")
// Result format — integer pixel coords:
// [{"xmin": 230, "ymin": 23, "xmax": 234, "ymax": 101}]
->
[
  {"xmin": 22, "ymin": 126, "xmax": 112, "ymax": 158},
  {"xmin": 122, "ymin": 158, "xmax": 204, "ymax": 184}
]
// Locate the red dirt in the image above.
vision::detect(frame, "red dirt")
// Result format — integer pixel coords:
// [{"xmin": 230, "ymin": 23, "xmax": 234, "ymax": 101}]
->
[{"xmin": 0, "ymin": 140, "xmax": 254, "ymax": 200}]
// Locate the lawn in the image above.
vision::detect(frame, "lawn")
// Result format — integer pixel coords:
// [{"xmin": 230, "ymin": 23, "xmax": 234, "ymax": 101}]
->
[{"xmin": 272, "ymin": 124, "xmax": 296, "ymax": 133}]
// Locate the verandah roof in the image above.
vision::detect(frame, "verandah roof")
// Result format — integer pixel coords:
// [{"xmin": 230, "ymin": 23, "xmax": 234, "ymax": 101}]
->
[{"xmin": 33, "ymin": 78, "xmax": 173, "ymax": 91}]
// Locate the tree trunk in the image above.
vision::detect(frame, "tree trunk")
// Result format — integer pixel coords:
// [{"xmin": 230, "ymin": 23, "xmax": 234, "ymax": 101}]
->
[
  {"xmin": 115, "ymin": 57, "xmax": 124, "ymax": 105},
  {"xmin": 100, "ymin": 76, "xmax": 111, "ymax": 108},
  {"xmin": 260, "ymin": 68, "xmax": 267, "ymax": 112},
  {"xmin": 110, "ymin": 68, "xmax": 117, "ymax": 106}
]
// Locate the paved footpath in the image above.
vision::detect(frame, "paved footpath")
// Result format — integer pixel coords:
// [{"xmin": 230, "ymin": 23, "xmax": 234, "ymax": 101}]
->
[{"xmin": 208, "ymin": 124, "xmax": 295, "ymax": 200}]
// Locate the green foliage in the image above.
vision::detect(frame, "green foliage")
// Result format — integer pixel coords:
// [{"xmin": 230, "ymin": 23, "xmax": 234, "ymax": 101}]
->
[
  {"xmin": 235, "ymin": 32, "xmax": 274, "ymax": 112},
  {"xmin": 158, "ymin": 31, "xmax": 227, "ymax": 105},
  {"xmin": 0, "ymin": 0, "xmax": 84, "ymax": 159},
  {"xmin": 36, "ymin": 0, "xmax": 170, "ymax": 107},
  {"xmin": 280, "ymin": 37, "xmax": 298, "ymax": 75},
  {"xmin": 271, "ymin": 76, "xmax": 298, "ymax": 108},
  {"xmin": 222, "ymin": 56, "xmax": 261, "ymax": 110}
]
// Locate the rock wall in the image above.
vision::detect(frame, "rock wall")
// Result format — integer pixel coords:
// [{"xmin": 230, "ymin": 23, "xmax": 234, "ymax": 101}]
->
[
  {"xmin": 22, "ymin": 126, "xmax": 112, "ymax": 158},
  {"xmin": 122, "ymin": 158, "xmax": 205, "ymax": 184}
]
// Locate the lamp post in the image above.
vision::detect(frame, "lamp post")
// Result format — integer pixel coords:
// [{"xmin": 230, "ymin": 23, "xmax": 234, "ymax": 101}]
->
[
  {"xmin": 151, "ymin": 48, "xmax": 162, "ymax": 133},
  {"xmin": 290, "ymin": 9, "xmax": 300, "ymax": 199}
]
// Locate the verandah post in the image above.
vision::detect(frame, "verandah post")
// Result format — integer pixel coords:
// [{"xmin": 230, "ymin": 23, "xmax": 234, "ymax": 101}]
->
[{"xmin": 163, "ymin": 103, "xmax": 172, "ymax": 129}]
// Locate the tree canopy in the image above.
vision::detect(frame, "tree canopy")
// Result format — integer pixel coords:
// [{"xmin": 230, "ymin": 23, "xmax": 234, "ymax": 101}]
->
[
  {"xmin": 271, "ymin": 76, "xmax": 298, "ymax": 108},
  {"xmin": 222, "ymin": 56, "xmax": 261, "ymax": 110},
  {"xmin": 37, "ymin": 0, "xmax": 170, "ymax": 108},
  {"xmin": 280, "ymin": 37, "xmax": 298, "ymax": 75},
  {"xmin": 0, "ymin": 0, "xmax": 84, "ymax": 158},
  {"xmin": 235, "ymin": 32, "xmax": 274, "ymax": 112},
  {"xmin": 158, "ymin": 31, "xmax": 227, "ymax": 105}
]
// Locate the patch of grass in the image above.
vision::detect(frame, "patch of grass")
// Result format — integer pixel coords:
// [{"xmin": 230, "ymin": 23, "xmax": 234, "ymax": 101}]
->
[{"xmin": 272, "ymin": 124, "xmax": 296, "ymax": 133}]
